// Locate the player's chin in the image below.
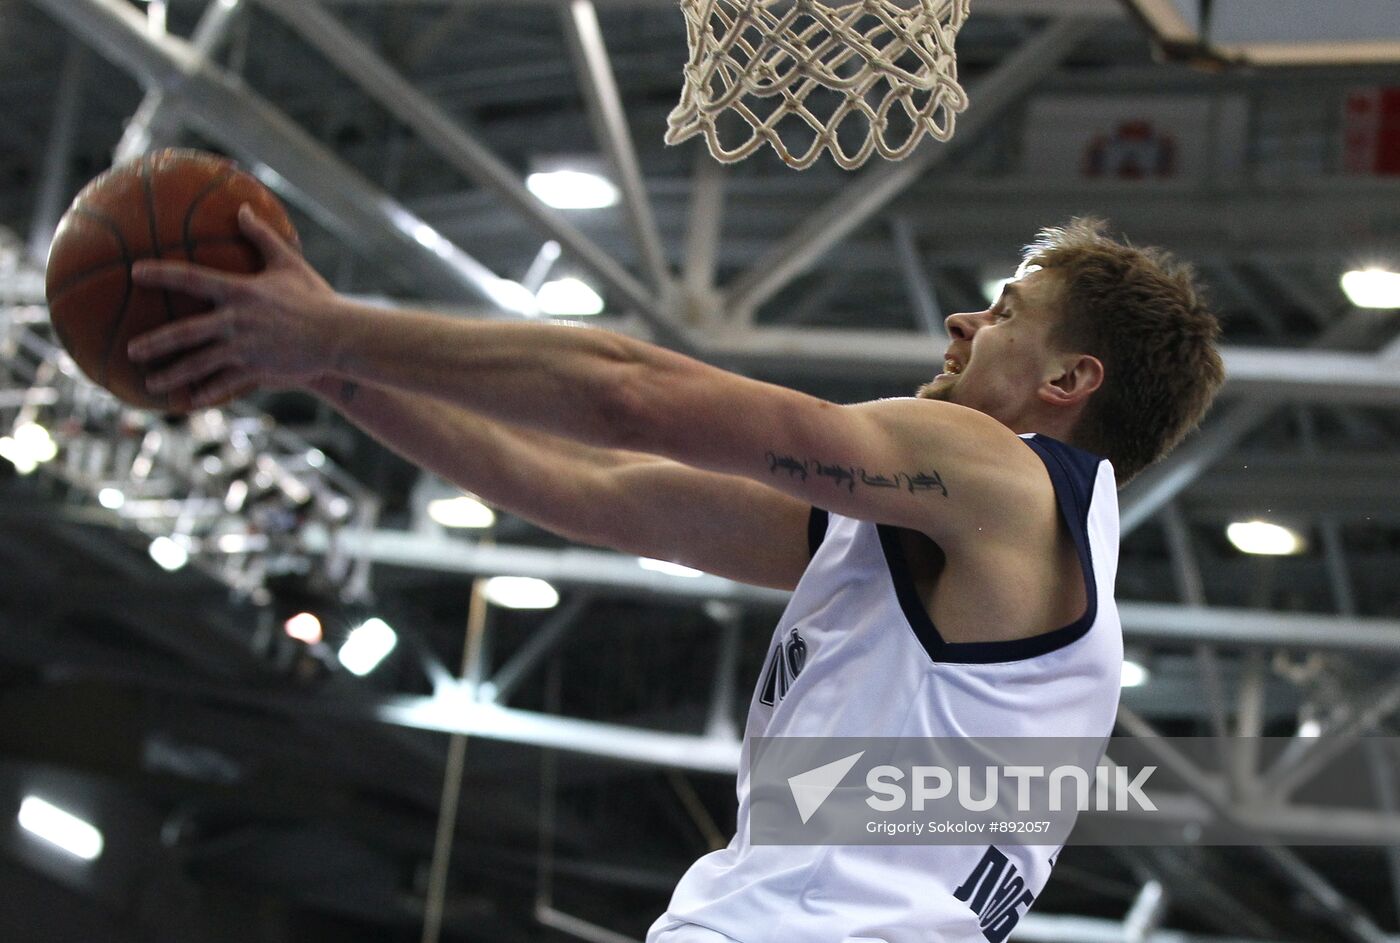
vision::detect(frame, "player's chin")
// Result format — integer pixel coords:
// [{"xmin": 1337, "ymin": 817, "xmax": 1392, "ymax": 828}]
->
[{"xmin": 916, "ymin": 376, "xmax": 956, "ymax": 402}]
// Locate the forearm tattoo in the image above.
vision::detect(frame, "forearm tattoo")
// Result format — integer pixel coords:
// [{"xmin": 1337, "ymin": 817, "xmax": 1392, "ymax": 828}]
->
[
  {"xmin": 764, "ymin": 451, "xmax": 948, "ymax": 497},
  {"xmin": 339, "ymin": 380, "xmax": 360, "ymax": 405}
]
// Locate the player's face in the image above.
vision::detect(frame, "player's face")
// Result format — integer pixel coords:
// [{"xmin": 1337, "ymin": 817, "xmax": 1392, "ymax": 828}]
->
[{"xmin": 917, "ymin": 268, "xmax": 1068, "ymax": 427}]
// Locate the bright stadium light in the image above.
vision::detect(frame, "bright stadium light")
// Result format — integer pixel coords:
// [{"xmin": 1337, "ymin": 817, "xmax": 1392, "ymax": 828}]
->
[
  {"xmin": 338, "ymin": 617, "xmax": 398, "ymax": 676},
  {"xmin": 1227, "ymin": 520, "xmax": 1306, "ymax": 556},
  {"xmin": 526, "ymin": 170, "xmax": 618, "ymax": 209},
  {"xmin": 18, "ymin": 796, "xmax": 103, "ymax": 861},
  {"xmin": 0, "ymin": 422, "xmax": 58, "ymax": 475},
  {"xmin": 482, "ymin": 576, "xmax": 560, "ymax": 610},
  {"xmin": 427, "ymin": 495, "xmax": 496, "ymax": 529},
  {"xmin": 98, "ymin": 488, "xmax": 126, "ymax": 510},
  {"xmin": 537, "ymin": 277, "xmax": 604, "ymax": 316},
  {"xmin": 283, "ymin": 612, "xmax": 323, "ymax": 645},
  {"xmin": 1340, "ymin": 268, "xmax": 1400, "ymax": 309},
  {"xmin": 148, "ymin": 536, "xmax": 189, "ymax": 571},
  {"xmin": 638, "ymin": 557, "xmax": 705, "ymax": 578}
]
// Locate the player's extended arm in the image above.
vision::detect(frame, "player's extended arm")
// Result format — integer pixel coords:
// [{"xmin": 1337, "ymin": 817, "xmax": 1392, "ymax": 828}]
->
[
  {"xmin": 128, "ymin": 206, "xmax": 1046, "ymax": 547},
  {"xmin": 305, "ymin": 378, "xmax": 814, "ymax": 590}
]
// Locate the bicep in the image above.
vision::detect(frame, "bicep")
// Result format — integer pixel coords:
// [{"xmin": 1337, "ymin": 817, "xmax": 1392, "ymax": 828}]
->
[{"xmin": 590, "ymin": 458, "xmax": 816, "ymax": 591}]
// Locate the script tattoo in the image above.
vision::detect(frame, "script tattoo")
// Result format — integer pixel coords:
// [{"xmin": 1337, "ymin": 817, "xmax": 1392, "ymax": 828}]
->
[
  {"xmin": 902, "ymin": 470, "xmax": 948, "ymax": 496},
  {"xmin": 766, "ymin": 451, "xmax": 809, "ymax": 481},
  {"xmin": 764, "ymin": 452, "xmax": 949, "ymax": 498},
  {"xmin": 815, "ymin": 461, "xmax": 856, "ymax": 492},
  {"xmin": 859, "ymin": 470, "xmax": 899, "ymax": 489}
]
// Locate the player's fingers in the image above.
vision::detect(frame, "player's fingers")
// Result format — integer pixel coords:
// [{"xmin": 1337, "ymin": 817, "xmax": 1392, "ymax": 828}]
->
[
  {"xmin": 238, "ymin": 204, "xmax": 299, "ymax": 265},
  {"xmin": 132, "ymin": 259, "xmax": 242, "ymax": 300},
  {"xmin": 192, "ymin": 369, "xmax": 256, "ymax": 409},
  {"xmin": 144, "ymin": 343, "xmax": 239, "ymax": 394},
  {"xmin": 127, "ymin": 312, "xmax": 231, "ymax": 362}
]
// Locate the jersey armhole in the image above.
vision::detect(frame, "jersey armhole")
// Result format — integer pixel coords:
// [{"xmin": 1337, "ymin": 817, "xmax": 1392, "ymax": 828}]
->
[
  {"xmin": 808, "ymin": 508, "xmax": 830, "ymax": 559},
  {"xmin": 877, "ymin": 436, "xmax": 1101, "ymax": 665}
]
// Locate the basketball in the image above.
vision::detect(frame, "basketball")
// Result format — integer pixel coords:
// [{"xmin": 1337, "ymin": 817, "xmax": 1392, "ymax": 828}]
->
[{"xmin": 44, "ymin": 148, "xmax": 299, "ymax": 412}]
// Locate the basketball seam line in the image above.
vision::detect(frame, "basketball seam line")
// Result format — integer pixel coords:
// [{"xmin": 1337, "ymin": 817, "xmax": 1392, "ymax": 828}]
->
[
  {"xmin": 182, "ymin": 169, "xmax": 237, "ymax": 257},
  {"xmin": 67, "ymin": 206, "xmax": 134, "ymax": 393},
  {"xmin": 46, "ymin": 235, "xmax": 264, "ymax": 302}
]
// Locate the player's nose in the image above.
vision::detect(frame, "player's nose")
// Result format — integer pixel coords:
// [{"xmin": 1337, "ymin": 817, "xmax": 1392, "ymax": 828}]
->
[{"xmin": 944, "ymin": 310, "xmax": 981, "ymax": 340}]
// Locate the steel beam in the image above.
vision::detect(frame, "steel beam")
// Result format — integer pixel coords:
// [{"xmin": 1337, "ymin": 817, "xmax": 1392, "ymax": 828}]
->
[
  {"xmin": 889, "ymin": 216, "xmax": 945, "ymax": 337},
  {"xmin": 1120, "ymin": 603, "xmax": 1400, "ymax": 655},
  {"xmin": 700, "ymin": 328, "xmax": 1400, "ymax": 405},
  {"xmin": 560, "ymin": 0, "xmax": 672, "ymax": 293},
  {"xmin": 1365, "ymin": 738, "xmax": 1400, "ymax": 929},
  {"xmin": 1255, "ymin": 846, "xmax": 1388, "ymax": 943},
  {"xmin": 485, "ymin": 596, "xmax": 589, "ymax": 704},
  {"xmin": 113, "ymin": 0, "xmax": 245, "ymax": 164},
  {"xmin": 33, "ymin": 0, "xmax": 521, "ymax": 308},
  {"xmin": 682, "ymin": 153, "xmax": 725, "ymax": 325},
  {"xmin": 377, "ymin": 692, "xmax": 741, "ymax": 774},
  {"xmin": 420, "ymin": 172, "xmax": 1400, "ymax": 272},
  {"xmin": 27, "ymin": 40, "xmax": 87, "ymax": 263},
  {"xmin": 722, "ymin": 18, "xmax": 1093, "ymax": 319},
  {"xmin": 300, "ymin": 526, "xmax": 1400, "ymax": 654},
  {"xmin": 252, "ymin": 0, "xmax": 689, "ymax": 347},
  {"xmin": 1263, "ymin": 670, "xmax": 1400, "ymax": 801},
  {"xmin": 1124, "ymin": 881, "xmax": 1169, "ymax": 943}
]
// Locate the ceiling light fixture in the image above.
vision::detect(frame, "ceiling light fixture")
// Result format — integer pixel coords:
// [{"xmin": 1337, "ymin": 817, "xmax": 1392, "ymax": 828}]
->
[
  {"xmin": 284, "ymin": 612, "xmax": 324, "ymax": 645},
  {"xmin": 338, "ymin": 617, "xmax": 398, "ymax": 676},
  {"xmin": 148, "ymin": 536, "xmax": 189, "ymax": 571},
  {"xmin": 427, "ymin": 495, "xmax": 496, "ymax": 529},
  {"xmin": 18, "ymin": 796, "xmax": 103, "ymax": 861},
  {"xmin": 0, "ymin": 421, "xmax": 58, "ymax": 475},
  {"xmin": 1340, "ymin": 267, "xmax": 1400, "ymax": 309},
  {"xmin": 1226, "ymin": 520, "xmax": 1306, "ymax": 556},
  {"xmin": 482, "ymin": 576, "xmax": 560, "ymax": 610},
  {"xmin": 537, "ymin": 277, "xmax": 604, "ymax": 316},
  {"xmin": 526, "ymin": 170, "xmax": 618, "ymax": 210}
]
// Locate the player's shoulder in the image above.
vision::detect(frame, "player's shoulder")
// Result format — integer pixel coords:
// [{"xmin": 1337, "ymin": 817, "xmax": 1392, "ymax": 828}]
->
[
  {"xmin": 865, "ymin": 396, "xmax": 1050, "ymax": 483},
  {"xmin": 856, "ymin": 397, "xmax": 1061, "ymax": 540}
]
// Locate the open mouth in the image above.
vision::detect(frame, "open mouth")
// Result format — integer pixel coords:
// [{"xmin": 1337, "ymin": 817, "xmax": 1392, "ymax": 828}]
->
[{"xmin": 942, "ymin": 357, "xmax": 963, "ymax": 376}]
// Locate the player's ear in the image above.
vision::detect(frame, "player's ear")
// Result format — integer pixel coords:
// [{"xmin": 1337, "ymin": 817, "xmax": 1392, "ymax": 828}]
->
[{"xmin": 1039, "ymin": 353, "xmax": 1103, "ymax": 407}]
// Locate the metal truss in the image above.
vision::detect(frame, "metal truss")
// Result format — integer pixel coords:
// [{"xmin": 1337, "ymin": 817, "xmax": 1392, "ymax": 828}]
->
[{"xmin": 0, "ymin": 230, "xmax": 377, "ymax": 602}]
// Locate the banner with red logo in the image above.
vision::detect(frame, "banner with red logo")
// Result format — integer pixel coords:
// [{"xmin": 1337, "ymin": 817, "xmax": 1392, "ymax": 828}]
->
[
  {"xmin": 1022, "ymin": 95, "xmax": 1247, "ymax": 182},
  {"xmin": 1344, "ymin": 87, "xmax": 1400, "ymax": 176}
]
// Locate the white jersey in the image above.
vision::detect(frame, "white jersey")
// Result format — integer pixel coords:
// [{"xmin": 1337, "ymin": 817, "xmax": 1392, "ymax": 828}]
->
[{"xmin": 648, "ymin": 434, "xmax": 1123, "ymax": 943}]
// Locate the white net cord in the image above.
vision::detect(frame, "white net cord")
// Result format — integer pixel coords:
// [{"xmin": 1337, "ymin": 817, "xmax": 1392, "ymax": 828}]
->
[{"xmin": 667, "ymin": 0, "xmax": 972, "ymax": 170}]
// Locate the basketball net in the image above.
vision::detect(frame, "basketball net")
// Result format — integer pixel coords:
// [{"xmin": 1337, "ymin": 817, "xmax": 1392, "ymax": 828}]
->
[{"xmin": 667, "ymin": 0, "xmax": 971, "ymax": 170}]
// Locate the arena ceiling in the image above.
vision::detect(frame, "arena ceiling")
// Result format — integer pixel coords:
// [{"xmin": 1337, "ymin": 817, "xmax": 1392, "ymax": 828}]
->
[{"xmin": 1, "ymin": 0, "xmax": 1399, "ymax": 940}]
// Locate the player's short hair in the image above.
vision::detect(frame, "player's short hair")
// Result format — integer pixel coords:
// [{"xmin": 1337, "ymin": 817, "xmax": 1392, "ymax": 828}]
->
[{"xmin": 1020, "ymin": 218, "xmax": 1224, "ymax": 486}]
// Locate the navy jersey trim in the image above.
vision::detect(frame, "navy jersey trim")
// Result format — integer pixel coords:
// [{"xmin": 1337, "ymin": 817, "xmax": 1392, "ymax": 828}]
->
[
  {"xmin": 808, "ymin": 508, "xmax": 830, "ymax": 559},
  {"xmin": 876, "ymin": 435, "xmax": 1100, "ymax": 666}
]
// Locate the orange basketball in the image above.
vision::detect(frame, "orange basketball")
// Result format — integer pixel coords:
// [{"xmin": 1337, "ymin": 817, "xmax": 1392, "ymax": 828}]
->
[{"xmin": 44, "ymin": 148, "xmax": 299, "ymax": 412}]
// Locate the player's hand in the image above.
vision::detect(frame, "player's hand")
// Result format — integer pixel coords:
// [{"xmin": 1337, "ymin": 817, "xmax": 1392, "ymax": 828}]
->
[{"xmin": 127, "ymin": 204, "xmax": 340, "ymax": 407}]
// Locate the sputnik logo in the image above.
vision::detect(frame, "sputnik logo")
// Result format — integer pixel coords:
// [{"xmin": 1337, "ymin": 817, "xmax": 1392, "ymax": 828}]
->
[{"xmin": 787, "ymin": 751, "xmax": 865, "ymax": 824}]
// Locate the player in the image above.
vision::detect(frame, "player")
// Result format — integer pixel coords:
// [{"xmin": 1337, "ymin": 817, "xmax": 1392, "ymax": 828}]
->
[{"xmin": 127, "ymin": 208, "xmax": 1223, "ymax": 942}]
